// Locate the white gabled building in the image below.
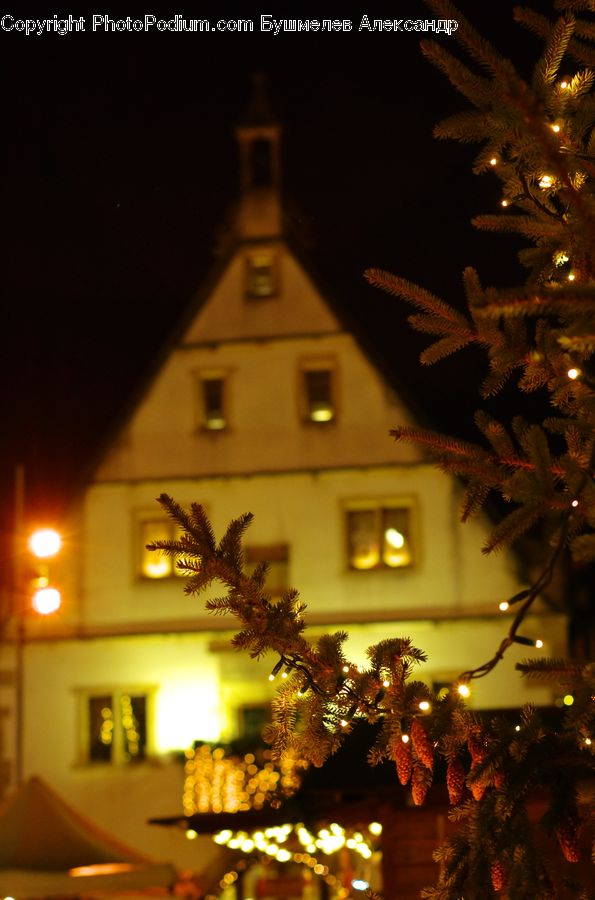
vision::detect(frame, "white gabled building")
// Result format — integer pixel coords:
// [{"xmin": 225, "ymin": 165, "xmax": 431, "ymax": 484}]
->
[{"xmin": 12, "ymin": 78, "xmax": 566, "ymax": 873}]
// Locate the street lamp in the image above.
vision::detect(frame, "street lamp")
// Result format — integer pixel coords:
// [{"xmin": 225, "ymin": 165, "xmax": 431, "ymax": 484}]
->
[
  {"xmin": 29, "ymin": 529, "xmax": 62, "ymax": 616},
  {"xmin": 13, "ymin": 467, "xmax": 62, "ymax": 786}
]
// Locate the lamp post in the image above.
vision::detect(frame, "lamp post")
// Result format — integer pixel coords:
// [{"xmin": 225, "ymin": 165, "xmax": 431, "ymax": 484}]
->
[{"xmin": 13, "ymin": 465, "xmax": 62, "ymax": 787}]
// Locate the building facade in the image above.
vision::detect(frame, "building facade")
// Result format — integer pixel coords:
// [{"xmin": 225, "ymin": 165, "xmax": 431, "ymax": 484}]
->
[{"xmin": 4, "ymin": 82, "xmax": 567, "ymax": 890}]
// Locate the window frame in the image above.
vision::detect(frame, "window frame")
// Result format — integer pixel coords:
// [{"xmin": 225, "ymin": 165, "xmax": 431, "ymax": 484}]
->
[
  {"xmin": 74, "ymin": 686, "xmax": 156, "ymax": 767},
  {"xmin": 135, "ymin": 513, "xmax": 187, "ymax": 581},
  {"xmin": 244, "ymin": 544, "xmax": 289, "ymax": 598},
  {"xmin": 237, "ymin": 702, "xmax": 271, "ymax": 744},
  {"xmin": 245, "ymin": 249, "xmax": 279, "ymax": 300},
  {"xmin": 196, "ymin": 370, "xmax": 229, "ymax": 432},
  {"xmin": 299, "ymin": 357, "xmax": 338, "ymax": 425},
  {"xmin": 344, "ymin": 497, "xmax": 418, "ymax": 572}
]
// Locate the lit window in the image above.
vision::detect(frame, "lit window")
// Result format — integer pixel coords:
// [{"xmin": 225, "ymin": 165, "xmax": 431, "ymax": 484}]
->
[
  {"xmin": 82, "ymin": 691, "xmax": 150, "ymax": 765},
  {"xmin": 200, "ymin": 376, "xmax": 227, "ymax": 431},
  {"xmin": 346, "ymin": 502, "xmax": 414, "ymax": 570},
  {"xmin": 245, "ymin": 545, "xmax": 289, "ymax": 597},
  {"xmin": 139, "ymin": 519, "xmax": 185, "ymax": 579},
  {"xmin": 303, "ymin": 367, "xmax": 335, "ymax": 423},
  {"xmin": 246, "ymin": 252, "xmax": 276, "ymax": 298}
]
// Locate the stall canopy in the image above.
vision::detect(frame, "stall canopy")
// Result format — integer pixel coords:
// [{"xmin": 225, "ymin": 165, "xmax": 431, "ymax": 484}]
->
[{"xmin": 0, "ymin": 776, "xmax": 176, "ymax": 897}]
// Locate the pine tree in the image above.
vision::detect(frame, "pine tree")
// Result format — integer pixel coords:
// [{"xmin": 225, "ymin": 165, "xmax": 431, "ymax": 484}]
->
[{"xmin": 149, "ymin": 2, "xmax": 595, "ymax": 896}]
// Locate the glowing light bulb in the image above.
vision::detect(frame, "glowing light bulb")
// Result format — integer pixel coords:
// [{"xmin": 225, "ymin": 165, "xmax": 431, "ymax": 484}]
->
[
  {"xmin": 29, "ymin": 529, "xmax": 61, "ymax": 558},
  {"xmin": 342, "ymin": 665, "xmax": 349, "ymax": 673},
  {"xmin": 539, "ymin": 174, "xmax": 553, "ymax": 188},
  {"xmin": 268, "ymin": 674, "xmax": 275, "ymax": 682},
  {"xmin": 499, "ymin": 601, "xmax": 509, "ymax": 612},
  {"xmin": 585, "ymin": 737, "xmax": 592, "ymax": 746},
  {"xmin": 563, "ymin": 694, "xmax": 574, "ymax": 706},
  {"xmin": 419, "ymin": 701, "xmax": 431, "ymax": 711},
  {"xmin": 340, "ymin": 719, "xmax": 348, "ymax": 728},
  {"xmin": 185, "ymin": 829, "xmax": 198, "ymax": 840},
  {"xmin": 501, "ymin": 199, "xmax": 509, "ymax": 207},
  {"xmin": 382, "ymin": 679, "xmax": 390, "ymax": 688},
  {"xmin": 489, "ymin": 157, "xmax": 497, "ymax": 166},
  {"xmin": 369, "ymin": 822, "xmax": 382, "ymax": 836},
  {"xmin": 281, "ymin": 671, "xmax": 288, "ymax": 679},
  {"xmin": 32, "ymin": 587, "xmax": 61, "ymax": 615},
  {"xmin": 551, "ymin": 124, "xmax": 561, "ymax": 133},
  {"xmin": 515, "ymin": 725, "xmax": 521, "ymax": 732},
  {"xmin": 535, "ymin": 639, "xmax": 544, "ymax": 649},
  {"xmin": 571, "ymin": 499, "xmax": 579, "ymax": 508},
  {"xmin": 568, "ymin": 272, "xmax": 576, "ymax": 281},
  {"xmin": 560, "ymin": 80, "xmax": 568, "ymax": 89},
  {"xmin": 457, "ymin": 683, "xmax": 471, "ymax": 698},
  {"xmin": 567, "ymin": 367, "xmax": 580, "ymax": 379},
  {"xmin": 401, "ymin": 733, "xmax": 410, "ymax": 744}
]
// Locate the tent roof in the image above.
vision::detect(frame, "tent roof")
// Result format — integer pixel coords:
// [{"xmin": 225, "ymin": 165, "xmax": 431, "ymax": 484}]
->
[{"xmin": 0, "ymin": 776, "xmax": 152, "ymax": 871}]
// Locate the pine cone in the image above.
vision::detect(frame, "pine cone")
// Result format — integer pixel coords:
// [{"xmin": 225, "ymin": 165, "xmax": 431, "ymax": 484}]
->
[
  {"xmin": 490, "ymin": 860, "xmax": 507, "ymax": 892},
  {"xmin": 411, "ymin": 720, "xmax": 434, "ymax": 771},
  {"xmin": 411, "ymin": 764, "xmax": 431, "ymax": 806},
  {"xmin": 493, "ymin": 771, "xmax": 506, "ymax": 790},
  {"xmin": 469, "ymin": 768, "xmax": 487, "ymax": 801},
  {"xmin": 446, "ymin": 758, "xmax": 466, "ymax": 805},
  {"xmin": 468, "ymin": 732, "xmax": 487, "ymax": 764},
  {"xmin": 395, "ymin": 741, "xmax": 413, "ymax": 786},
  {"xmin": 556, "ymin": 819, "xmax": 580, "ymax": 863}
]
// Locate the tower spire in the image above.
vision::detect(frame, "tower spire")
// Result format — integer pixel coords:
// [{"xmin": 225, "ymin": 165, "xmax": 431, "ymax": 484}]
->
[{"xmin": 235, "ymin": 74, "xmax": 282, "ymax": 240}]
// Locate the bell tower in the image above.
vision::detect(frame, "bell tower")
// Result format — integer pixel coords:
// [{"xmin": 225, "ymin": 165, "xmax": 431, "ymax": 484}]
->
[{"xmin": 235, "ymin": 74, "xmax": 282, "ymax": 240}]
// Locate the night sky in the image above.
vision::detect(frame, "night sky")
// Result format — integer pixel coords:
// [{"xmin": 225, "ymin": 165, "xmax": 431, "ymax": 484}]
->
[{"xmin": 1, "ymin": 1, "xmax": 538, "ymax": 544}]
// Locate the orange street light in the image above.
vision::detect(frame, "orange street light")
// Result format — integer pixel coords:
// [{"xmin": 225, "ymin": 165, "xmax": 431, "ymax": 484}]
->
[{"xmin": 13, "ymin": 466, "xmax": 63, "ymax": 786}]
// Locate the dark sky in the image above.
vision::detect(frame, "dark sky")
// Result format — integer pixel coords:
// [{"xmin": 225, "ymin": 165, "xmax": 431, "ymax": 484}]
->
[{"xmin": 1, "ymin": 1, "xmax": 537, "ymax": 540}]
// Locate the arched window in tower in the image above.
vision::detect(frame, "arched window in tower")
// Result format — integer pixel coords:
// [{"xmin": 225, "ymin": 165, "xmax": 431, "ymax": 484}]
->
[{"xmin": 250, "ymin": 138, "xmax": 272, "ymax": 186}]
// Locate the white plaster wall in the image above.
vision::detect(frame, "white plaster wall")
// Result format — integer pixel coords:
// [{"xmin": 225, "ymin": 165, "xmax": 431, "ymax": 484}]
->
[
  {"xmin": 96, "ymin": 332, "xmax": 421, "ymax": 482},
  {"xmin": 183, "ymin": 248, "xmax": 341, "ymax": 344},
  {"xmin": 20, "ymin": 610, "xmax": 566, "ymax": 867},
  {"xmin": 79, "ymin": 466, "xmax": 520, "ymax": 629}
]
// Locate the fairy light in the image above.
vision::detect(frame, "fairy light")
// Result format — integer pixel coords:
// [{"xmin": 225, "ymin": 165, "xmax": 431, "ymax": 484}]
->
[
  {"xmin": 550, "ymin": 123, "xmax": 561, "ymax": 133},
  {"xmin": 268, "ymin": 674, "xmax": 275, "ymax": 681},
  {"xmin": 571, "ymin": 499, "xmax": 579, "ymax": 508},
  {"xmin": 457, "ymin": 683, "xmax": 471, "ymax": 698},
  {"xmin": 560, "ymin": 80, "xmax": 568, "ymax": 89},
  {"xmin": 539, "ymin": 174, "xmax": 553, "ymax": 188},
  {"xmin": 401, "ymin": 733, "xmax": 410, "ymax": 744},
  {"xmin": 185, "ymin": 829, "xmax": 198, "ymax": 840},
  {"xmin": 585, "ymin": 738, "xmax": 592, "ymax": 746},
  {"xmin": 563, "ymin": 694, "xmax": 574, "ymax": 706},
  {"xmin": 340, "ymin": 719, "xmax": 348, "ymax": 728},
  {"xmin": 489, "ymin": 157, "xmax": 497, "ymax": 166},
  {"xmin": 513, "ymin": 635, "xmax": 543, "ymax": 648},
  {"xmin": 499, "ymin": 600, "xmax": 509, "ymax": 612},
  {"xmin": 567, "ymin": 367, "xmax": 580, "ymax": 379},
  {"xmin": 382, "ymin": 679, "xmax": 390, "ymax": 688},
  {"xmin": 568, "ymin": 272, "xmax": 576, "ymax": 281},
  {"xmin": 419, "ymin": 700, "xmax": 431, "ymax": 711},
  {"xmin": 501, "ymin": 199, "xmax": 509, "ymax": 207},
  {"xmin": 515, "ymin": 725, "xmax": 521, "ymax": 732},
  {"xmin": 342, "ymin": 665, "xmax": 349, "ymax": 673}
]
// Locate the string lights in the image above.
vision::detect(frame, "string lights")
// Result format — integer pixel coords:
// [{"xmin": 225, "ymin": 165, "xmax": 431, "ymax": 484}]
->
[{"xmin": 182, "ymin": 744, "xmax": 303, "ymax": 816}]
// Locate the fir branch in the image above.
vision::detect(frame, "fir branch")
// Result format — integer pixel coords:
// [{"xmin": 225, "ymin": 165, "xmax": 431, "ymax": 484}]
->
[{"xmin": 533, "ymin": 13, "xmax": 576, "ymax": 87}]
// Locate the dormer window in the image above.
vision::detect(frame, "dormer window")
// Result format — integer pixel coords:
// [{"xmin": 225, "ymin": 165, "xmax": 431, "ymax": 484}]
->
[
  {"xmin": 246, "ymin": 251, "xmax": 277, "ymax": 299},
  {"xmin": 302, "ymin": 363, "xmax": 335, "ymax": 424}
]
